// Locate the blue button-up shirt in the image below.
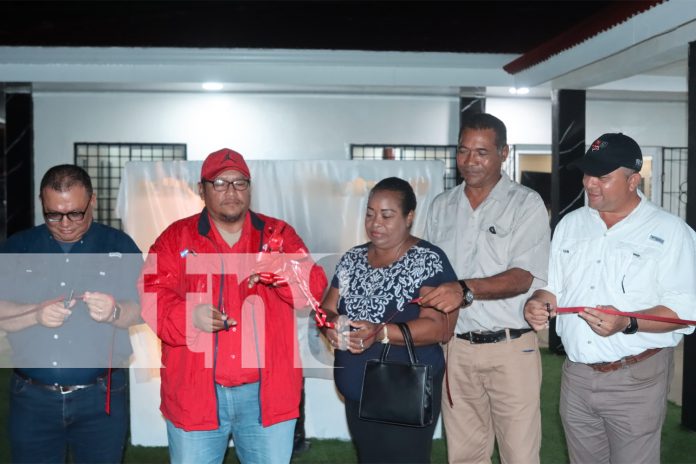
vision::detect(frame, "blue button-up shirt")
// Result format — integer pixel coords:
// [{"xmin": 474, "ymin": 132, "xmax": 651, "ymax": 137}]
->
[{"xmin": 0, "ymin": 222, "xmax": 142, "ymax": 385}]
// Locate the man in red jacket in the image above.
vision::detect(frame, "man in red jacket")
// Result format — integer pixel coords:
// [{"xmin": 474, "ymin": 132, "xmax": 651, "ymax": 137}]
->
[{"xmin": 140, "ymin": 148, "xmax": 327, "ymax": 464}]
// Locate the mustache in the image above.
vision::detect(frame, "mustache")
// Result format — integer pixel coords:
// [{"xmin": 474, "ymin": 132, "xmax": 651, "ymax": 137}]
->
[{"xmin": 220, "ymin": 199, "xmax": 243, "ymax": 206}]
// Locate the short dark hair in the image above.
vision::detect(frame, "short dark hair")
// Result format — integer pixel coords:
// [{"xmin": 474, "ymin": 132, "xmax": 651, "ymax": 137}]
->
[
  {"xmin": 459, "ymin": 113, "xmax": 508, "ymax": 151},
  {"xmin": 40, "ymin": 164, "xmax": 93, "ymax": 198},
  {"xmin": 369, "ymin": 177, "xmax": 417, "ymax": 216}
]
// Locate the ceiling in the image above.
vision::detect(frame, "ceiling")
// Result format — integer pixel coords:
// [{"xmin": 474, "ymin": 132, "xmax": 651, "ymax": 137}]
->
[
  {"xmin": 0, "ymin": 1, "xmax": 615, "ymax": 53},
  {"xmin": 0, "ymin": 0, "xmax": 692, "ymax": 100}
]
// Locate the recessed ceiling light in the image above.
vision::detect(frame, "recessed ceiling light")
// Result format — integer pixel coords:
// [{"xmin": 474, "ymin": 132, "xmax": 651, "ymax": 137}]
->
[
  {"xmin": 202, "ymin": 82, "xmax": 224, "ymax": 91},
  {"xmin": 509, "ymin": 87, "xmax": 530, "ymax": 96},
  {"xmin": 516, "ymin": 87, "xmax": 530, "ymax": 95}
]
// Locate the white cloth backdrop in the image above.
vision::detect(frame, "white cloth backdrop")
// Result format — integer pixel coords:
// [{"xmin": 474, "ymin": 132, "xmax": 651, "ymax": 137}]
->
[{"xmin": 116, "ymin": 159, "xmax": 445, "ymax": 445}]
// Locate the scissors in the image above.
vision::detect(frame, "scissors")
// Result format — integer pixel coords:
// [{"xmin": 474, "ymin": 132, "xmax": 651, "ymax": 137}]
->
[{"xmin": 63, "ymin": 289, "xmax": 74, "ymax": 309}]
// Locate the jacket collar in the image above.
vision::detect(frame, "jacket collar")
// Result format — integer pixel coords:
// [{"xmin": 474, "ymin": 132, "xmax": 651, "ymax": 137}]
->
[
  {"xmin": 197, "ymin": 207, "xmax": 266, "ymax": 240},
  {"xmin": 197, "ymin": 208, "xmax": 212, "ymax": 236}
]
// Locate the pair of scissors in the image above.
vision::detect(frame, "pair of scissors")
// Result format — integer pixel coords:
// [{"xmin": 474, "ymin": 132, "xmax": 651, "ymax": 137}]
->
[{"xmin": 63, "ymin": 289, "xmax": 74, "ymax": 308}]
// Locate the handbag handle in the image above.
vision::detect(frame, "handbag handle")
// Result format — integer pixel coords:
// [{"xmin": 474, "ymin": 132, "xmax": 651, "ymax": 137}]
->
[
  {"xmin": 397, "ymin": 322, "xmax": 419, "ymax": 364},
  {"xmin": 378, "ymin": 322, "xmax": 419, "ymax": 365}
]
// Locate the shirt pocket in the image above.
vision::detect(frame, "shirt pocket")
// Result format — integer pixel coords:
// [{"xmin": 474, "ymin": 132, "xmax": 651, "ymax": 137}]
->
[
  {"xmin": 610, "ymin": 242, "xmax": 660, "ymax": 302},
  {"xmin": 478, "ymin": 219, "xmax": 513, "ymax": 268}
]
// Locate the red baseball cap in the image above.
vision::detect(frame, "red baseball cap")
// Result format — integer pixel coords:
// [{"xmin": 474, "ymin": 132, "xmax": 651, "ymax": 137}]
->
[{"xmin": 201, "ymin": 148, "xmax": 251, "ymax": 180}]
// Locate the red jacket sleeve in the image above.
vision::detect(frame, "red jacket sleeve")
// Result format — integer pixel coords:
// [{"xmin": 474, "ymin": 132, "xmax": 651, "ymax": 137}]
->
[{"xmin": 139, "ymin": 230, "xmax": 208, "ymax": 348}]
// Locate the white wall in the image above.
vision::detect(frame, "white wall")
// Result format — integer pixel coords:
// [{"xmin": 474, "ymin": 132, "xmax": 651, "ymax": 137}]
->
[
  {"xmin": 487, "ymin": 97, "xmax": 688, "ymax": 148},
  {"xmin": 32, "ymin": 91, "xmax": 687, "ymax": 221},
  {"xmin": 33, "ymin": 91, "xmax": 458, "ymax": 193},
  {"xmin": 487, "ymin": 98, "xmax": 552, "ymax": 144},
  {"xmin": 587, "ymin": 100, "xmax": 687, "ymax": 146}
]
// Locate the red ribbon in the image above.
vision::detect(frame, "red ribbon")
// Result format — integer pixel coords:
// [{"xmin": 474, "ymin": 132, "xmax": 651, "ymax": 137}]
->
[
  {"xmin": 256, "ymin": 225, "xmax": 335, "ymax": 328},
  {"xmin": 0, "ymin": 293, "xmax": 87, "ymax": 323},
  {"xmin": 256, "ymin": 272, "xmax": 289, "ymax": 287},
  {"xmin": 557, "ymin": 306, "xmax": 696, "ymax": 326},
  {"xmin": 255, "ymin": 270, "xmax": 335, "ymax": 328}
]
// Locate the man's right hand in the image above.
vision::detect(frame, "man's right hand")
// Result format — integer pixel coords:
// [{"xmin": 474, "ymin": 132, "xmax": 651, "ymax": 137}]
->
[
  {"xmin": 524, "ymin": 290, "xmax": 557, "ymax": 331},
  {"xmin": 192, "ymin": 304, "xmax": 237, "ymax": 333},
  {"xmin": 36, "ymin": 299, "xmax": 74, "ymax": 328},
  {"xmin": 418, "ymin": 282, "xmax": 464, "ymax": 314}
]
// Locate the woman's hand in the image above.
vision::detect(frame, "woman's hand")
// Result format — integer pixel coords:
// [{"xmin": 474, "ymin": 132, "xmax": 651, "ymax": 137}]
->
[
  {"xmin": 347, "ymin": 320, "xmax": 381, "ymax": 354},
  {"xmin": 323, "ymin": 327, "xmax": 342, "ymax": 349}
]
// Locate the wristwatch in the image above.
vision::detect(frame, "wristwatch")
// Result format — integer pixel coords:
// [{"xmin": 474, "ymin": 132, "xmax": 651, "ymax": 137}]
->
[
  {"xmin": 111, "ymin": 304, "xmax": 122, "ymax": 322},
  {"xmin": 458, "ymin": 280, "xmax": 474, "ymax": 307},
  {"xmin": 622, "ymin": 316, "xmax": 638, "ymax": 334}
]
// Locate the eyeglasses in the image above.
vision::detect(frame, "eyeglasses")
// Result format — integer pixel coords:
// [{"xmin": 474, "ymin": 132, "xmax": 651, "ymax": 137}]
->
[
  {"xmin": 204, "ymin": 178, "xmax": 251, "ymax": 192},
  {"xmin": 43, "ymin": 207, "xmax": 89, "ymax": 223}
]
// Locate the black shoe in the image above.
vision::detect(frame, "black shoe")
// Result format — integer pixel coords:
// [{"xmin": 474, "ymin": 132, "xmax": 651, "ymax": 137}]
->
[{"xmin": 292, "ymin": 439, "xmax": 311, "ymax": 456}]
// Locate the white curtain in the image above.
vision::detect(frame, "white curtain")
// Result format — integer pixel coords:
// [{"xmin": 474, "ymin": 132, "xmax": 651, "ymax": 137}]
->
[{"xmin": 117, "ymin": 159, "xmax": 445, "ymax": 444}]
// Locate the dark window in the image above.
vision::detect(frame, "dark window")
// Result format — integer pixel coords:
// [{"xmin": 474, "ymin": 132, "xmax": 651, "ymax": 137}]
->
[
  {"xmin": 661, "ymin": 147, "xmax": 688, "ymax": 220},
  {"xmin": 74, "ymin": 143, "xmax": 186, "ymax": 229},
  {"xmin": 351, "ymin": 144, "xmax": 459, "ymax": 190},
  {"xmin": 351, "ymin": 143, "xmax": 517, "ymax": 192}
]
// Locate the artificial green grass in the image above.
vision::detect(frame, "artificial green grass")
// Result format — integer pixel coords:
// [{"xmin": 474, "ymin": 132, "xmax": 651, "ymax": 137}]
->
[{"xmin": 1, "ymin": 348, "xmax": 695, "ymax": 463}]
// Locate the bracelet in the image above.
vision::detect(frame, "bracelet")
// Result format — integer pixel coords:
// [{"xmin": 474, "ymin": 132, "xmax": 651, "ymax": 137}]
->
[{"xmin": 381, "ymin": 324, "xmax": 390, "ymax": 344}]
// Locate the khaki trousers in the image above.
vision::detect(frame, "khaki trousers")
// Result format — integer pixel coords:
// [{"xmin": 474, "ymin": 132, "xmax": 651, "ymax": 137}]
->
[
  {"xmin": 442, "ymin": 331, "xmax": 542, "ymax": 464},
  {"xmin": 560, "ymin": 347, "xmax": 673, "ymax": 464}
]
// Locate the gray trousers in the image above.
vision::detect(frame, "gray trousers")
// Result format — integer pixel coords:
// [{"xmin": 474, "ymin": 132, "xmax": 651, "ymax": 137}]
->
[{"xmin": 560, "ymin": 347, "xmax": 673, "ymax": 464}]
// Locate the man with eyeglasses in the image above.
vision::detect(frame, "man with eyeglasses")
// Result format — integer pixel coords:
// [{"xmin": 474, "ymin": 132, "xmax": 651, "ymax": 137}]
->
[
  {"xmin": 0, "ymin": 164, "xmax": 142, "ymax": 463},
  {"xmin": 140, "ymin": 148, "xmax": 327, "ymax": 463},
  {"xmin": 524, "ymin": 133, "xmax": 696, "ymax": 463}
]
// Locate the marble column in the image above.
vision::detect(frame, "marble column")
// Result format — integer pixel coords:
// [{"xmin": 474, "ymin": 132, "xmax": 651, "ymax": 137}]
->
[
  {"xmin": 458, "ymin": 93, "xmax": 485, "ymax": 186},
  {"xmin": 2, "ymin": 84, "xmax": 34, "ymax": 240},
  {"xmin": 550, "ymin": 89, "xmax": 586, "ymax": 229},
  {"xmin": 548, "ymin": 89, "xmax": 586, "ymax": 354},
  {"xmin": 681, "ymin": 40, "xmax": 696, "ymax": 431}
]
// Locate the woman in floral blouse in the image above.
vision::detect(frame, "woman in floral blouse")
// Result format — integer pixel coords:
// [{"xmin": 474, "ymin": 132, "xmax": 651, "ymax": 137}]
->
[{"xmin": 320, "ymin": 176, "xmax": 459, "ymax": 463}]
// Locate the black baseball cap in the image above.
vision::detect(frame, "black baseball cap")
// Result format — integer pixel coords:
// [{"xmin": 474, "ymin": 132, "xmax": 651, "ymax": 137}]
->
[{"xmin": 570, "ymin": 133, "xmax": 643, "ymax": 176}]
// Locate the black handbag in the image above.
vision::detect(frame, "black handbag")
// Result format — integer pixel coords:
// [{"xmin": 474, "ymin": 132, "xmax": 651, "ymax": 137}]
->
[{"xmin": 358, "ymin": 322, "xmax": 433, "ymax": 427}]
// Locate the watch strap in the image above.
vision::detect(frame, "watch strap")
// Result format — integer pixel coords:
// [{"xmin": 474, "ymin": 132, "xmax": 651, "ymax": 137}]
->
[
  {"xmin": 622, "ymin": 316, "xmax": 638, "ymax": 334},
  {"xmin": 458, "ymin": 280, "xmax": 474, "ymax": 306}
]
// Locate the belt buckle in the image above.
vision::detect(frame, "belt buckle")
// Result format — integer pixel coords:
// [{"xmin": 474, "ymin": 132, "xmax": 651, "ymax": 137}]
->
[
  {"xmin": 58, "ymin": 384, "xmax": 86, "ymax": 394},
  {"xmin": 59, "ymin": 385, "xmax": 73, "ymax": 395}
]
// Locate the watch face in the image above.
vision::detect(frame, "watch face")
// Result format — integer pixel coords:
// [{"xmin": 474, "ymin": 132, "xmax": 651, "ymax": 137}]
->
[{"xmin": 464, "ymin": 290, "xmax": 474, "ymax": 304}]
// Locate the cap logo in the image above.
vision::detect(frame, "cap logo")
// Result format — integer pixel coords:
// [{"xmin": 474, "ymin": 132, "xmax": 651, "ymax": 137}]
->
[
  {"xmin": 591, "ymin": 139, "xmax": 607, "ymax": 151},
  {"xmin": 224, "ymin": 153, "xmax": 233, "ymax": 161}
]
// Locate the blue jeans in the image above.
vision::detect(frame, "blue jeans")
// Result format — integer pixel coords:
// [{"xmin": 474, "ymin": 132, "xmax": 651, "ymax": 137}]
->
[
  {"xmin": 9, "ymin": 369, "xmax": 128, "ymax": 463},
  {"xmin": 166, "ymin": 382, "xmax": 296, "ymax": 464}
]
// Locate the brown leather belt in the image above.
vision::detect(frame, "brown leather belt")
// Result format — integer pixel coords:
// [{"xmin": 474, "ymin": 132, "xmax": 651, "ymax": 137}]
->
[
  {"xmin": 13, "ymin": 369, "xmax": 113, "ymax": 394},
  {"xmin": 588, "ymin": 348, "xmax": 662, "ymax": 373}
]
